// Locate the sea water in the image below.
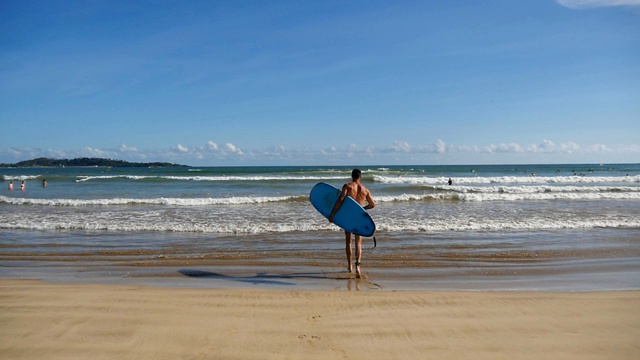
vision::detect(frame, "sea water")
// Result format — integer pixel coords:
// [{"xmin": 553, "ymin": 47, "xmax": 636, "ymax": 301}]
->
[{"xmin": 1, "ymin": 164, "xmax": 639, "ymax": 290}]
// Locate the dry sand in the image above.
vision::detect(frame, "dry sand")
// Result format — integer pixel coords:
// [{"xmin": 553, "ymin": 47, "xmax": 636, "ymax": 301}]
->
[{"xmin": 1, "ymin": 279, "xmax": 639, "ymax": 360}]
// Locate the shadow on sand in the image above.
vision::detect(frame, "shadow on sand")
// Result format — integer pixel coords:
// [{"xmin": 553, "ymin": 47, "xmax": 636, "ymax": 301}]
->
[{"xmin": 178, "ymin": 269, "xmax": 342, "ymax": 287}]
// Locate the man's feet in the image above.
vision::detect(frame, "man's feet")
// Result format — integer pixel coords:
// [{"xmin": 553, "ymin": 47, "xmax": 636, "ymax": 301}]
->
[{"xmin": 355, "ymin": 262, "xmax": 361, "ymax": 279}]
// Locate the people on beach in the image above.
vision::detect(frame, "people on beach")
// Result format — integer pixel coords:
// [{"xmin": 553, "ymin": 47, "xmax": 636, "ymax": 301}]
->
[
  {"xmin": 328, "ymin": 169, "xmax": 376, "ymax": 279},
  {"xmin": 20, "ymin": 181, "xmax": 25, "ymax": 191},
  {"xmin": 8, "ymin": 181, "xmax": 13, "ymax": 191}
]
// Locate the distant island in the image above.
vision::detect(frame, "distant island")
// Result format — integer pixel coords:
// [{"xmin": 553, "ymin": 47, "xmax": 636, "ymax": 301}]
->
[{"xmin": 0, "ymin": 157, "xmax": 188, "ymax": 168}]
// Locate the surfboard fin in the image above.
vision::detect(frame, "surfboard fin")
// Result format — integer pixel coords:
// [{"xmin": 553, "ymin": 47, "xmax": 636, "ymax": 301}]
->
[{"xmin": 372, "ymin": 236, "xmax": 377, "ymax": 249}]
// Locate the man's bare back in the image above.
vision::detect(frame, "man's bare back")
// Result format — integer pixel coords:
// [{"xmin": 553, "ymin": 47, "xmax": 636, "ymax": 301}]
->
[{"xmin": 342, "ymin": 181, "xmax": 374, "ymax": 209}]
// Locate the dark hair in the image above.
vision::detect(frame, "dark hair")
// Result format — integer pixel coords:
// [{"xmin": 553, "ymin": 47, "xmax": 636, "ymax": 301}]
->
[{"xmin": 351, "ymin": 169, "xmax": 361, "ymax": 180}]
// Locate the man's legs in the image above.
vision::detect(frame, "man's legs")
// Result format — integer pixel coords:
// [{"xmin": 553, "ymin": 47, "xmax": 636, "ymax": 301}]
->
[
  {"xmin": 345, "ymin": 231, "xmax": 352, "ymax": 272},
  {"xmin": 354, "ymin": 235, "xmax": 363, "ymax": 278}
]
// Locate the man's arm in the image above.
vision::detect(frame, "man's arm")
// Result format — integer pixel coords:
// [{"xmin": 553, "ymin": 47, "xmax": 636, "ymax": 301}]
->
[
  {"xmin": 363, "ymin": 191, "xmax": 375, "ymax": 210},
  {"xmin": 328, "ymin": 185, "xmax": 348, "ymax": 223}
]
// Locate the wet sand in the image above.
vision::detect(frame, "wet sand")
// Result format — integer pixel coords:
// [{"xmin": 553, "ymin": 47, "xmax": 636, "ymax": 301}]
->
[
  {"xmin": 1, "ymin": 279, "xmax": 639, "ymax": 359},
  {"xmin": 2, "ymin": 228, "xmax": 639, "ymax": 291}
]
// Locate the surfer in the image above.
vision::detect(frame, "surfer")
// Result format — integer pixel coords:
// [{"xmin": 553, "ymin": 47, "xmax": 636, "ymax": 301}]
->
[{"xmin": 329, "ymin": 169, "xmax": 376, "ymax": 278}]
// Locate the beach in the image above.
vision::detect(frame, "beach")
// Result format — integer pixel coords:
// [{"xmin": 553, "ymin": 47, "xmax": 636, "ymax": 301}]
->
[
  {"xmin": 2, "ymin": 164, "xmax": 639, "ymax": 358},
  {"xmin": 2, "ymin": 164, "xmax": 639, "ymax": 291},
  {"xmin": 1, "ymin": 279, "xmax": 639, "ymax": 359},
  {"xmin": 3, "ymin": 0, "xmax": 639, "ymax": 356}
]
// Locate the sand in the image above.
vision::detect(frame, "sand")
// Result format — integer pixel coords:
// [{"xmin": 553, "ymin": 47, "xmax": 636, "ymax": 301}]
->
[{"xmin": 1, "ymin": 279, "xmax": 638, "ymax": 360}]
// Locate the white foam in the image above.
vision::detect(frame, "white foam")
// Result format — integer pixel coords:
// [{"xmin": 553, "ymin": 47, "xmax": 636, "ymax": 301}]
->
[
  {"xmin": 3, "ymin": 186, "xmax": 639, "ymax": 207},
  {"xmin": 0, "ymin": 217, "xmax": 330, "ymax": 234},
  {"xmin": 0, "ymin": 195, "xmax": 304, "ymax": 206},
  {"xmin": 3, "ymin": 215, "xmax": 639, "ymax": 234},
  {"xmin": 375, "ymin": 190, "xmax": 640, "ymax": 203},
  {"xmin": 454, "ymin": 192, "xmax": 640, "ymax": 202},
  {"xmin": 374, "ymin": 174, "xmax": 640, "ymax": 185},
  {"xmin": 1, "ymin": 175, "xmax": 41, "ymax": 181},
  {"xmin": 376, "ymin": 218, "xmax": 640, "ymax": 232},
  {"xmin": 436, "ymin": 185, "xmax": 640, "ymax": 194},
  {"xmin": 75, "ymin": 175, "xmax": 347, "ymax": 182}
]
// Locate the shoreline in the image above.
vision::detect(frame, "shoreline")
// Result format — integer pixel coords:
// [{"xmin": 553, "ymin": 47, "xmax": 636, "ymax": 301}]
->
[
  {"xmin": 4, "ymin": 260, "xmax": 639, "ymax": 292},
  {"xmin": 3, "ymin": 228, "xmax": 639, "ymax": 291},
  {"xmin": 2, "ymin": 279, "xmax": 638, "ymax": 359}
]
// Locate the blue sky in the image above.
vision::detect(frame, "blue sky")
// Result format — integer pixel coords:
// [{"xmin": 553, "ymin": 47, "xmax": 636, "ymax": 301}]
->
[{"xmin": 1, "ymin": 0, "xmax": 639, "ymax": 166}]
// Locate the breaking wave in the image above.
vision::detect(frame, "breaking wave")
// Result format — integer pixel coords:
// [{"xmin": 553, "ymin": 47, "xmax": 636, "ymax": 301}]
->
[
  {"xmin": 0, "ymin": 195, "xmax": 307, "ymax": 206},
  {"xmin": 75, "ymin": 175, "xmax": 347, "ymax": 183},
  {"xmin": 374, "ymin": 175, "xmax": 640, "ymax": 185}
]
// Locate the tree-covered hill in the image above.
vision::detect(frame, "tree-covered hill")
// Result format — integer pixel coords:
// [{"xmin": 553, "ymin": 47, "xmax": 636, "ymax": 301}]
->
[{"xmin": 0, "ymin": 157, "xmax": 187, "ymax": 168}]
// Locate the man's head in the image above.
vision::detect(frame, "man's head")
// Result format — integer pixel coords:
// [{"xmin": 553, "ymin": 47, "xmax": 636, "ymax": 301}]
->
[{"xmin": 351, "ymin": 169, "xmax": 362, "ymax": 181}]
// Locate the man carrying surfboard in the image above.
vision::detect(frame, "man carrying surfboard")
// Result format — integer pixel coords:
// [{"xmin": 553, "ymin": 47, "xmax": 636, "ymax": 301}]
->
[{"xmin": 329, "ymin": 169, "xmax": 376, "ymax": 278}]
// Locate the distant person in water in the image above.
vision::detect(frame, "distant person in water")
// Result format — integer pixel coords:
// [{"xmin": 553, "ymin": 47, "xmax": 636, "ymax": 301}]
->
[
  {"xmin": 328, "ymin": 169, "xmax": 376, "ymax": 278},
  {"xmin": 448, "ymin": 178, "xmax": 453, "ymax": 185},
  {"xmin": 20, "ymin": 181, "xmax": 25, "ymax": 191},
  {"xmin": 8, "ymin": 181, "xmax": 13, "ymax": 191},
  {"xmin": 42, "ymin": 179, "xmax": 47, "ymax": 188}
]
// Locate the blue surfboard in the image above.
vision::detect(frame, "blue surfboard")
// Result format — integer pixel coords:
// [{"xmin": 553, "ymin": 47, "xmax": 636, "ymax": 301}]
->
[{"xmin": 310, "ymin": 182, "xmax": 375, "ymax": 237}]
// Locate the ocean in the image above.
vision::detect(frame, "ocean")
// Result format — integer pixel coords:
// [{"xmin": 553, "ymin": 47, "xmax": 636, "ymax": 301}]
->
[{"xmin": 1, "ymin": 164, "xmax": 639, "ymax": 291}]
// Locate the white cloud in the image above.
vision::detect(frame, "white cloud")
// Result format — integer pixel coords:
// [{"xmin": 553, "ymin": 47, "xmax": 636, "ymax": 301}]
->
[
  {"xmin": 390, "ymin": 141, "xmax": 411, "ymax": 153},
  {"xmin": 525, "ymin": 140, "xmax": 583, "ymax": 154},
  {"xmin": 557, "ymin": 0, "xmax": 640, "ymax": 8},
  {"xmin": 119, "ymin": 144, "xmax": 137, "ymax": 153},
  {"xmin": 620, "ymin": 144, "xmax": 640, "ymax": 153},
  {"xmin": 175, "ymin": 144, "xmax": 189, "ymax": 153},
  {"xmin": 589, "ymin": 143, "xmax": 611, "ymax": 152},
  {"xmin": 225, "ymin": 143, "xmax": 239, "ymax": 154},
  {"xmin": 415, "ymin": 140, "xmax": 448, "ymax": 154},
  {"xmin": 49, "ymin": 149, "xmax": 69, "ymax": 158},
  {"xmin": 560, "ymin": 142, "xmax": 580, "ymax": 153},
  {"xmin": 2, "ymin": 139, "xmax": 638, "ymax": 165},
  {"xmin": 7, "ymin": 148, "xmax": 23, "ymax": 157},
  {"xmin": 487, "ymin": 143, "xmax": 523, "ymax": 153},
  {"xmin": 528, "ymin": 139, "xmax": 557, "ymax": 153},
  {"xmin": 456, "ymin": 145, "xmax": 479, "ymax": 154},
  {"xmin": 21, "ymin": 148, "xmax": 69, "ymax": 159},
  {"xmin": 255, "ymin": 145, "xmax": 293, "ymax": 161},
  {"xmin": 80, "ymin": 147, "xmax": 112, "ymax": 157}
]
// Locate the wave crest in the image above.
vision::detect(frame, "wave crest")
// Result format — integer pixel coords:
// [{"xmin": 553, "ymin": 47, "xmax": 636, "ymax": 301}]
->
[
  {"xmin": 374, "ymin": 174, "xmax": 640, "ymax": 185},
  {"xmin": 0, "ymin": 195, "xmax": 307, "ymax": 206},
  {"xmin": 75, "ymin": 175, "xmax": 347, "ymax": 182}
]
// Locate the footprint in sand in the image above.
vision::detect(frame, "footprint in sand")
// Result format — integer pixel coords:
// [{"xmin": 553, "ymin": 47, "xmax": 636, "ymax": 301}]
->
[
  {"xmin": 331, "ymin": 347, "xmax": 348, "ymax": 359},
  {"xmin": 298, "ymin": 334, "xmax": 321, "ymax": 344}
]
